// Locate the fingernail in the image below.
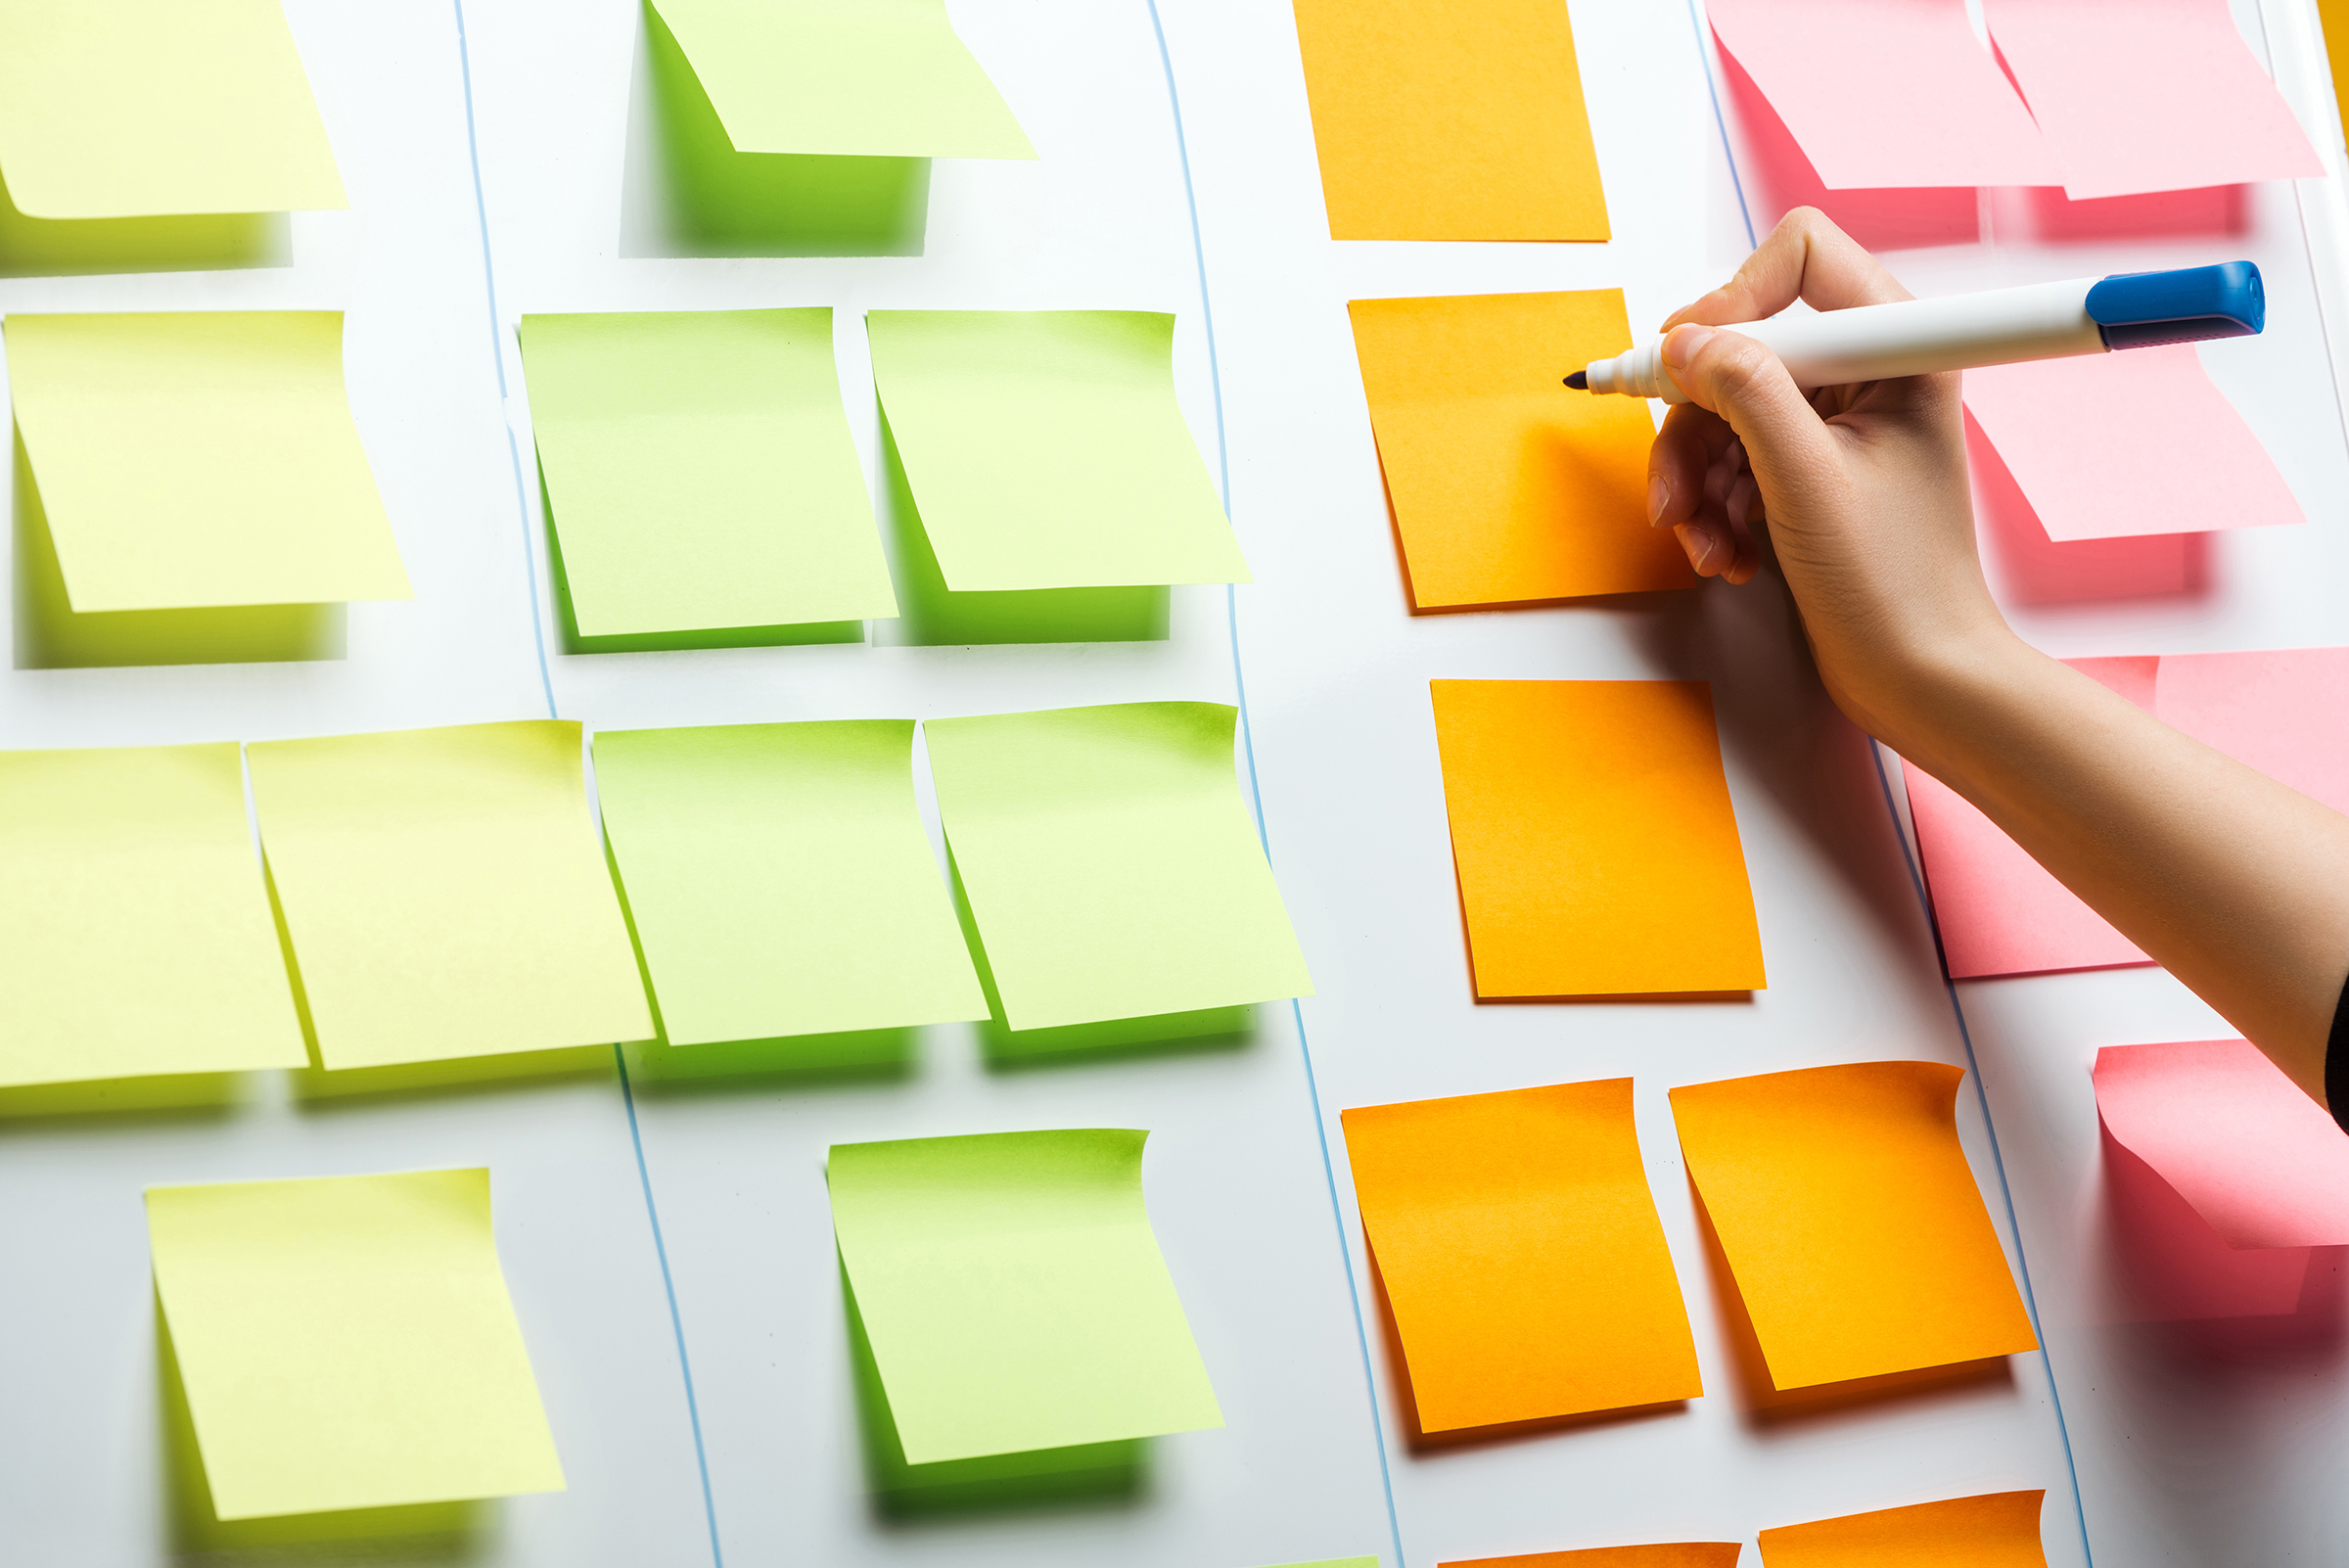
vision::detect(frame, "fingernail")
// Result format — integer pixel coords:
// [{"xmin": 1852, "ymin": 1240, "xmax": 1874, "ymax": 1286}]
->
[
  {"xmin": 1676, "ymin": 522, "xmax": 1717, "ymax": 575},
  {"xmin": 1663, "ymin": 324, "xmax": 1715, "ymax": 370},
  {"xmin": 1647, "ymin": 475, "xmax": 1669, "ymax": 526}
]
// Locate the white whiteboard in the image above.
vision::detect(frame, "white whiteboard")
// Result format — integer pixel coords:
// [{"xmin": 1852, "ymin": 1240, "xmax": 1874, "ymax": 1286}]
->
[{"xmin": 0, "ymin": 1, "xmax": 2341, "ymax": 1564}]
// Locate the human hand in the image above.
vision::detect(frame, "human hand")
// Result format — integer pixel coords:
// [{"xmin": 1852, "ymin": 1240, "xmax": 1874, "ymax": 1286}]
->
[{"xmin": 1647, "ymin": 208, "xmax": 2014, "ymax": 744}]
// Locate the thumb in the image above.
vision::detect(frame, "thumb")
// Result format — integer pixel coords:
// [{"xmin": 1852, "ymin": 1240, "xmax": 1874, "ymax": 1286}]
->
[{"xmin": 1663, "ymin": 323, "xmax": 1839, "ymax": 495}]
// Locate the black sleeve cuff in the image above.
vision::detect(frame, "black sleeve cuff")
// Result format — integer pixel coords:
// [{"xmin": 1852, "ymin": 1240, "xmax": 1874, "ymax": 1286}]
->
[{"xmin": 2328, "ymin": 969, "xmax": 2349, "ymax": 1134}]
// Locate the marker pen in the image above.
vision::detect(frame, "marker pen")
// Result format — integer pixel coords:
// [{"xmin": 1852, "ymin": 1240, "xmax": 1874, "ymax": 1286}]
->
[{"xmin": 1565, "ymin": 261, "xmax": 2264, "ymax": 402}]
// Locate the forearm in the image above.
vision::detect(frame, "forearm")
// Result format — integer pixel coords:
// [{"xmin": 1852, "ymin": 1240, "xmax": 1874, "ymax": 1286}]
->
[{"xmin": 1882, "ymin": 632, "xmax": 2349, "ymax": 1102}]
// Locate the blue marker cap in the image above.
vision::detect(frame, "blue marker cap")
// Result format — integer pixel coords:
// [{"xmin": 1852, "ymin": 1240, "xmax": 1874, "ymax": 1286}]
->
[{"xmin": 2087, "ymin": 261, "xmax": 2264, "ymax": 350}]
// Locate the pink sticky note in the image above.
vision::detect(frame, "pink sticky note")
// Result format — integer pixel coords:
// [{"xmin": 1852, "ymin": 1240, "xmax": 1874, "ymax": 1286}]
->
[
  {"xmin": 2096, "ymin": 1040, "xmax": 2349, "ymax": 1249},
  {"xmin": 2098, "ymin": 1128, "xmax": 2311, "ymax": 1323},
  {"xmin": 2155, "ymin": 648, "xmax": 2349, "ymax": 811},
  {"xmin": 1708, "ymin": 0, "xmax": 2058, "ymax": 189},
  {"xmin": 1962, "ymin": 347, "xmax": 2305, "ymax": 542},
  {"xmin": 1904, "ymin": 657, "xmax": 2155, "ymax": 979},
  {"xmin": 1983, "ymin": 0, "xmax": 2325, "ymax": 200}
]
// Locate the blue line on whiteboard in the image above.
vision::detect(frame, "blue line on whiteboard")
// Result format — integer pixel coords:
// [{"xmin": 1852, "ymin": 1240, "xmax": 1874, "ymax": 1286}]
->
[
  {"xmin": 1145, "ymin": 4, "xmax": 1406, "ymax": 1564},
  {"xmin": 1864, "ymin": 745, "xmax": 2096, "ymax": 1568},
  {"xmin": 449, "ymin": 4, "xmax": 723, "ymax": 1563}
]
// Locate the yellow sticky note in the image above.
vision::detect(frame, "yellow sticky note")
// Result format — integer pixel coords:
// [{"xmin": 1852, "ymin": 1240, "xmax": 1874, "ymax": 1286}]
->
[
  {"xmin": 0, "ymin": 0, "xmax": 345, "ymax": 219},
  {"xmin": 4, "ymin": 312, "xmax": 408, "ymax": 611},
  {"xmin": 0, "ymin": 743, "xmax": 304, "ymax": 1087},
  {"xmin": 1350, "ymin": 293, "xmax": 1687, "ymax": 609},
  {"xmin": 1670, "ymin": 1062, "xmax": 2040, "ymax": 1390},
  {"xmin": 1760, "ymin": 1491, "xmax": 2048, "ymax": 1567},
  {"xmin": 1341, "ymin": 1081, "xmax": 1702, "ymax": 1434},
  {"xmin": 1429, "ymin": 679, "xmax": 1765, "ymax": 998},
  {"xmin": 247, "ymin": 721, "xmax": 653, "ymax": 1071},
  {"xmin": 147, "ymin": 1169, "xmax": 565, "ymax": 1521},
  {"xmin": 1291, "ymin": 0, "xmax": 1608, "ymax": 240}
]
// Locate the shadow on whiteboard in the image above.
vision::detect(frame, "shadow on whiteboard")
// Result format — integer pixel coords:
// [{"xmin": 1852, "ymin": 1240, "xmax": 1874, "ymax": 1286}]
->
[
  {"xmin": 1686, "ymin": 1182, "xmax": 2015, "ymax": 1429},
  {"xmin": 618, "ymin": 3, "xmax": 928, "ymax": 260},
  {"xmin": 1985, "ymin": 183, "xmax": 2253, "ymax": 246},
  {"xmin": 1363, "ymin": 1245, "xmax": 1689, "ymax": 1453},
  {"xmin": 1714, "ymin": 49, "xmax": 1977, "ymax": 253},
  {"xmin": 0, "ymin": 172, "xmax": 289, "ymax": 279},
  {"xmin": 1630, "ymin": 570, "xmax": 1937, "ymax": 967},
  {"xmin": 157, "ymin": 1301, "xmax": 493, "ymax": 1560},
  {"xmin": 2093, "ymin": 1130, "xmax": 2349, "ymax": 1339},
  {"xmin": 843, "ymin": 1271, "xmax": 1148, "ymax": 1522},
  {"xmin": 1967, "ymin": 419, "xmax": 2211, "ymax": 608}
]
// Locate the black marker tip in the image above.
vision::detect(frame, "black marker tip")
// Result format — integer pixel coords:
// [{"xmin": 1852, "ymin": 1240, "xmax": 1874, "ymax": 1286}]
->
[{"xmin": 1564, "ymin": 371, "xmax": 1588, "ymax": 390}]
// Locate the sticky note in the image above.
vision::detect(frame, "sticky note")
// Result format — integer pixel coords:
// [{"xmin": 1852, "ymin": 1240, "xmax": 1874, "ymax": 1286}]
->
[
  {"xmin": 592, "ymin": 721, "xmax": 986, "ymax": 1044},
  {"xmin": 1759, "ymin": 1491, "xmax": 2047, "ymax": 1567},
  {"xmin": 1706, "ymin": 0, "xmax": 2056, "ymax": 189},
  {"xmin": 647, "ymin": 0, "xmax": 1032, "ymax": 160},
  {"xmin": 1983, "ymin": 0, "xmax": 2323, "ymax": 200},
  {"xmin": 2153, "ymin": 646, "xmax": 2349, "ymax": 811},
  {"xmin": 1290, "ymin": 0, "xmax": 1607, "ymax": 241},
  {"xmin": 2096, "ymin": 1039, "xmax": 2349, "ymax": 1249},
  {"xmin": 921, "ymin": 703, "xmax": 1313, "ymax": 1032},
  {"xmin": 866, "ymin": 311, "xmax": 1248, "ymax": 592},
  {"xmin": 1962, "ymin": 348, "xmax": 2304, "ymax": 543},
  {"xmin": 517, "ymin": 310, "xmax": 895, "ymax": 642},
  {"xmin": 247, "ymin": 721, "xmax": 653, "ymax": 1071},
  {"xmin": 1446, "ymin": 1547, "xmax": 1744, "ymax": 1568},
  {"xmin": 829, "ymin": 1129, "xmax": 1222, "ymax": 1462},
  {"xmin": 1670, "ymin": 1062, "xmax": 2039, "ymax": 1390},
  {"xmin": 1341, "ymin": 1081, "xmax": 1702, "ymax": 1433},
  {"xmin": 1429, "ymin": 679, "xmax": 1764, "ymax": 998},
  {"xmin": 0, "ymin": 0, "xmax": 343, "ymax": 219},
  {"xmin": 1347, "ymin": 292, "xmax": 1689, "ymax": 609},
  {"xmin": 147, "ymin": 1169, "xmax": 564, "ymax": 1520},
  {"xmin": 0, "ymin": 743, "xmax": 304, "ymax": 1088},
  {"xmin": 4, "ymin": 312, "xmax": 408, "ymax": 611},
  {"xmin": 1907, "ymin": 650, "xmax": 2349, "ymax": 979}
]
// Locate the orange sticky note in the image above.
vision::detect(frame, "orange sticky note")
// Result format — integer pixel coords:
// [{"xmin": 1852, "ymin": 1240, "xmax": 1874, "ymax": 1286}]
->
[
  {"xmin": 1447, "ymin": 1545, "xmax": 1743, "ymax": 1568},
  {"xmin": 1429, "ymin": 679, "xmax": 1765, "ymax": 998},
  {"xmin": 1341, "ymin": 1080, "xmax": 1703, "ymax": 1434},
  {"xmin": 1759, "ymin": 1491, "xmax": 2048, "ymax": 1567},
  {"xmin": 1350, "ymin": 292, "xmax": 1690, "ymax": 611},
  {"xmin": 1670, "ymin": 1062, "xmax": 2039, "ymax": 1390},
  {"xmin": 1291, "ymin": 0, "xmax": 1608, "ymax": 241}
]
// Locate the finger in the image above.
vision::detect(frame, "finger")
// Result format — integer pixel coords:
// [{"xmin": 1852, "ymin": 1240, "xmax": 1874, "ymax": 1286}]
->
[
  {"xmin": 1661, "ymin": 324, "xmax": 1843, "ymax": 501},
  {"xmin": 1661, "ymin": 208, "xmax": 1911, "ymax": 331},
  {"xmin": 1647, "ymin": 400, "xmax": 1737, "ymax": 529},
  {"xmin": 1674, "ymin": 518, "xmax": 1761, "ymax": 583}
]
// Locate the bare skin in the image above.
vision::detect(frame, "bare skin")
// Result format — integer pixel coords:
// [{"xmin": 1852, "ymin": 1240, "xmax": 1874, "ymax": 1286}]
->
[{"xmin": 1646, "ymin": 207, "xmax": 2349, "ymax": 1106}]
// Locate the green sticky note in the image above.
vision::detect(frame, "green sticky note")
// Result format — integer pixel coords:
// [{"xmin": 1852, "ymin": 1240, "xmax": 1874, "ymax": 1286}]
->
[
  {"xmin": 518, "ymin": 310, "xmax": 896, "ymax": 646},
  {"xmin": 247, "ymin": 721, "xmax": 653, "ymax": 1072},
  {"xmin": 829, "ymin": 1129, "xmax": 1222, "ymax": 1463},
  {"xmin": 867, "ymin": 311, "xmax": 1250, "ymax": 593},
  {"xmin": 648, "ymin": 0, "xmax": 1033, "ymax": 160},
  {"xmin": 922, "ymin": 703, "xmax": 1313, "ymax": 1031},
  {"xmin": 147, "ymin": 1169, "xmax": 565, "ymax": 1521},
  {"xmin": 4, "ymin": 312, "xmax": 408, "ymax": 612},
  {"xmin": 0, "ymin": 0, "xmax": 345, "ymax": 219},
  {"xmin": 0, "ymin": 743, "xmax": 305, "ymax": 1088},
  {"xmin": 593, "ymin": 720, "xmax": 986, "ymax": 1045}
]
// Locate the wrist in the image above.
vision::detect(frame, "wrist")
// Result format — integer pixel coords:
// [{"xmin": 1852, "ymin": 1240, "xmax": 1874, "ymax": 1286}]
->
[{"xmin": 1836, "ymin": 614, "xmax": 2037, "ymax": 765}]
